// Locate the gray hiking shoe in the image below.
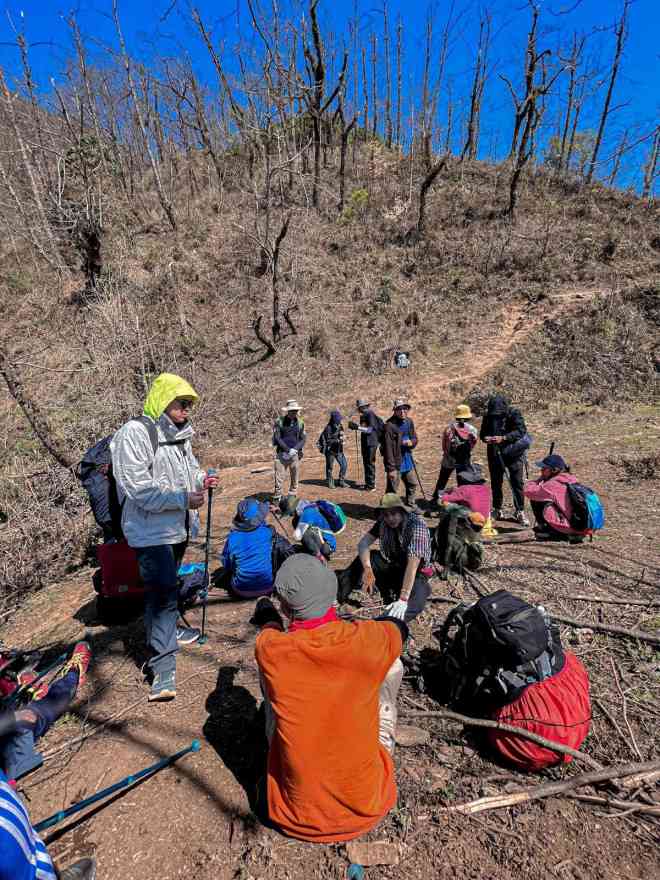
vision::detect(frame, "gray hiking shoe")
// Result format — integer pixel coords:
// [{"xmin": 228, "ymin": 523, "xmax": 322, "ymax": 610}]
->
[
  {"xmin": 148, "ymin": 671, "xmax": 176, "ymax": 702},
  {"xmin": 176, "ymin": 625, "xmax": 200, "ymax": 645},
  {"xmin": 491, "ymin": 508, "xmax": 503, "ymax": 520},
  {"xmin": 514, "ymin": 509, "xmax": 530, "ymax": 527},
  {"xmin": 59, "ymin": 858, "xmax": 96, "ymax": 880}
]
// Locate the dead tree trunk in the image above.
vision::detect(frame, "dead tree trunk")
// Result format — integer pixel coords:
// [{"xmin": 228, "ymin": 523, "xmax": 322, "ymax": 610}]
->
[
  {"xmin": 585, "ymin": 0, "xmax": 629, "ymax": 184},
  {"xmin": 416, "ymin": 155, "xmax": 448, "ymax": 236},
  {"xmin": 641, "ymin": 127, "xmax": 659, "ymax": 202},
  {"xmin": 461, "ymin": 13, "xmax": 491, "ymax": 162},
  {"xmin": 0, "ymin": 346, "xmax": 73, "ymax": 471},
  {"xmin": 383, "ymin": 1, "xmax": 393, "ymax": 148}
]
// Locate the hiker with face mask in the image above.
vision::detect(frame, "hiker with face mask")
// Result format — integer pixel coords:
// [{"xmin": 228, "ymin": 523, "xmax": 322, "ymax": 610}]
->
[
  {"xmin": 347, "ymin": 399, "xmax": 383, "ymax": 492},
  {"xmin": 272, "ymin": 400, "xmax": 306, "ymax": 504},
  {"xmin": 382, "ymin": 399, "xmax": 418, "ymax": 508},
  {"xmin": 251, "ymin": 553, "xmax": 405, "ymax": 842},
  {"xmin": 524, "ymin": 454, "xmax": 591, "ymax": 543},
  {"xmin": 432, "ymin": 404, "xmax": 478, "ymax": 504},
  {"xmin": 337, "ymin": 494, "xmax": 432, "ymax": 622},
  {"xmin": 317, "ymin": 410, "xmax": 347, "ymax": 489},
  {"xmin": 110, "ymin": 373, "xmax": 219, "ymax": 702},
  {"xmin": 479, "ymin": 394, "xmax": 530, "ymax": 526}
]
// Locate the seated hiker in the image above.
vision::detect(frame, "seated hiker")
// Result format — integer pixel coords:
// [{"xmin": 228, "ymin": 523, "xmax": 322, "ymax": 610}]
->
[
  {"xmin": 252, "ymin": 554, "xmax": 405, "ymax": 842},
  {"xmin": 524, "ymin": 454, "xmax": 591, "ymax": 542},
  {"xmin": 218, "ymin": 498, "xmax": 294, "ymax": 599},
  {"xmin": 317, "ymin": 410, "xmax": 347, "ymax": 488},
  {"xmin": 437, "ymin": 463, "xmax": 492, "ymax": 520},
  {"xmin": 438, "ymin": 591, "xmax": 590, "ymax": 773},
  {"xmin": 432, "ymin": 404, "xmax": 478, "ymax": 502},
  {"xmin": 0, "ymin": 642, "xmax": 91, "ymax": 784},
  {"xmin": 293, "ymin": 499, "xmax": 343, "ymax": 559},
  {"xmin": 432, "ymin": 504, "xmax": 485, "ymax": 578},
  {"xmin": 0, "ymin": 766, "xmax": 96, "ymax": 880},
  {"xmin": 338, "ymin": 494, "xmax": 432, "ymax": 622}
]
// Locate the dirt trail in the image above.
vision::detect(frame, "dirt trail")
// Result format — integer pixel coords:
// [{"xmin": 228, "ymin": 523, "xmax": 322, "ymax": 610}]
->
[{"xmin": 3, "ymin": 283, "xmax": 658, "ymax": 880}]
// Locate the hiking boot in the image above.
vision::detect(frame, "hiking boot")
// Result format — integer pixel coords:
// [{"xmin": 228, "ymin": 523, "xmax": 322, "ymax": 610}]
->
[
  {"xmin": 327, "ymin": 476, "xmax": 335, "ymax": 489},
  {"xmin": 148, "ymin": 671, "xmax": 176, "ymax": 702},
  {"xmin": 59, "ymin": 858, "xmax": 96, "ymax": 880},
  {"xmin": 176, "ymin": 626, "xmax": 201, "ymax": 645},
  {"xmin": 491, "ymin": 508, "xmax": 503, "ymax": 521},
  {"xmin": 513, "ymin": 509, "xmax": 530, "ymax": 527},
  {"xmin": 337, "ymin": 479, "xmax": 347, "ymax": 488},
  {"xmin": 364, "ymin": 485, "xmax": 376, "ymax": 492},
  {"xmin": 54, "ymin": 641, "xmax": 92, "ymax": 688}
]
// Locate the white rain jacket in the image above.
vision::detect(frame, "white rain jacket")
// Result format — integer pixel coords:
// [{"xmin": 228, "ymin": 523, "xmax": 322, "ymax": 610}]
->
[{"xmin": 110, "ymin": 374, "xmax": 205, "ymax": 548}]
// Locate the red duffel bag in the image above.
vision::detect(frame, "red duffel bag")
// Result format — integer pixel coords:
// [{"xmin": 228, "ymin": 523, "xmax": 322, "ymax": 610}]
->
[{"xmin": 488, "ymin": 650, "xmax": 591, "ymax": 772}]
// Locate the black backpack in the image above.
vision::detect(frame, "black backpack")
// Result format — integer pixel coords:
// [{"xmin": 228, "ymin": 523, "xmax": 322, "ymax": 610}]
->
[
  {"xmin": 431, "ymin": 506, "xmax": 484, "ymax": 577},
  {"xmin": 76, "ymin": 416, "xmax": 159, "ymax": 541},
  {"xmin": 436, "ymin": 590, "xmax": 565, "ymax": 710}
]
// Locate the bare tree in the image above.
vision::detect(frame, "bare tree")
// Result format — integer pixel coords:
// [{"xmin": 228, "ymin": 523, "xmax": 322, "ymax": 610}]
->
[
  {"xmin": 642, "ymin": 127, "xmax": 659, "ymax": 202},
  {"xmin": 382, "ymin": 1, "xmax": 393, "ymax": 148},
  {"xmin": 585, "ymin": 0, "xmax": 630, "ymax": 184},
  {"xmin": 461, "ymin": 12, "xmax": 491, "ymax": 162}
]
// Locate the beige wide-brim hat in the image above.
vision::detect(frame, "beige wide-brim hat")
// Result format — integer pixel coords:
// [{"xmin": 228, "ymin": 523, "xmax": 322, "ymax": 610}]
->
[
  {"xmin": 284, "ymin": 399, "xmax": 302, "ymax": 411},
  {"xmin": 377, "ymin": 493, "xmax": 414, "ymax": 513}
]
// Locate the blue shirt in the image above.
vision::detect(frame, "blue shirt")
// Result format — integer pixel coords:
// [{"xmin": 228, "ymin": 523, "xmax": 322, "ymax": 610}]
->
[{"xmin": 0, "ymin": 771, "xmax": 57, "ymax": 880}]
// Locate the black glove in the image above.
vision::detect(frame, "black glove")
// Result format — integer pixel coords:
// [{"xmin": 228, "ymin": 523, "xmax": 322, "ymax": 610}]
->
[
  {"xmin": 250, "ymin": 597, "xmax": 283, "ymax": 628},
  {"xmin": 347, "ymin": 421, "xmax": 359, "ymax": 431}
]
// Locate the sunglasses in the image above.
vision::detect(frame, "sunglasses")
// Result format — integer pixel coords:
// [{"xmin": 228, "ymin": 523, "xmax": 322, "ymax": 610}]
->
[{"xmin": 173, "ymin": 398, "xmax": 194, "ymax": 410}]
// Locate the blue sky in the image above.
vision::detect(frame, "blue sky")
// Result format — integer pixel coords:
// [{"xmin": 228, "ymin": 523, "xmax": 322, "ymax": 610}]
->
[{"xmin": 0, "ymin": 1, "xmax": 657, "ymax": 187}]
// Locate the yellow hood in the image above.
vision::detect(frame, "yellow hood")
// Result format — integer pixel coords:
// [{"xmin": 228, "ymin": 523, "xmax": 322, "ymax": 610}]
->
[{"xmin": 143, "ymin": 373, "xmax": 199, "ymax": 420}]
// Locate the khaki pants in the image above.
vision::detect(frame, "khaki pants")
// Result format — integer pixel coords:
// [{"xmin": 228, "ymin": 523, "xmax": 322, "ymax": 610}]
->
[
  {"xmin": 259, "ymin": 658, "xmax": 403, "ymax": 754},
  {"xmin": 274, "ymin": 453, "xmax": 299, "ymax": 499}
]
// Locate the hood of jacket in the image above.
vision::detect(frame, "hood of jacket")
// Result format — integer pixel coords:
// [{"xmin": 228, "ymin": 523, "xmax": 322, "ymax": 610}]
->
[
  {"xmin": 487, "ymin": 394, "xmax": 509, "ymax": 416},
  {"xmin": 232, "ymin": 498, "xmax": 270, "ymax": 531},
  {"xmin": 143, "ymin": 373, "xmax": 199, "ymax": 421}
]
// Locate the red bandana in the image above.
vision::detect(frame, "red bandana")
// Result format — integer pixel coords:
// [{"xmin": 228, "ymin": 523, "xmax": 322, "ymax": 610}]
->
[{"xmin": 288, "ymin": 606, "xmax": 338, "ymax": 632}]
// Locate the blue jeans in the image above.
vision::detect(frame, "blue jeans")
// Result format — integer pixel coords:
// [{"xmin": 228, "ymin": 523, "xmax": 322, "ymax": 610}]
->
[
  {"xmin": 1, "ymin": 671, "xmax": 78, "ymax": 780},
  {"xmin": 325, "ymin": 451, "xmax": 347, "ymax": 481},
  {"xmin": 135, "ymin": 542, "xmax": 187, "ymax": 677}
]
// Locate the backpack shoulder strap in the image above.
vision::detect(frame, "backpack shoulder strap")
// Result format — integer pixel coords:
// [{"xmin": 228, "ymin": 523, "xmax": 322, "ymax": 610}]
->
[{"xmin": 132, "ymin": 415, "xmax": 159, "ymax": 455}]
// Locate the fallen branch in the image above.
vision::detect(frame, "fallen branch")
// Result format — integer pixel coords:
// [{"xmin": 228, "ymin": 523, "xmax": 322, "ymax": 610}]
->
[
  {"xmin": 566, "ymin": 792, "xmax": 660, "ymax": 816},
  {"xmin": 557, "ymin": 594, "xmax": 660, "ymax": 607},
  {"xmin": 610, "ymin": 657, "xmax": 643, "ymax": 761},
  {"xmin": 401, "ymin": 709, "xmax": 602, "ymax": 770},
  {"xmin": 446, "ymin": 759, "xmax": 660, "ymax": 815},
  {"xmin": 552, "ymin": 614, "xmax": 660, "ymax": 647}
]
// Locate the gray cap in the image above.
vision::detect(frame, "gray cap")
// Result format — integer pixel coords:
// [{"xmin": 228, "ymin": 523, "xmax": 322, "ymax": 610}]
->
[
  {"xmin": 356, "ymin": 398, "xmax": 369, "ymax": 408},
  {"xmin": 274, "ymin": 554, "xmax": 337, "ymax": 620}
]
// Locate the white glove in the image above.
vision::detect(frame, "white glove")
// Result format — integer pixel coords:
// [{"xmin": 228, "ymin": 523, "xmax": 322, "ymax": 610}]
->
[
  {"xmin": 385, "ymin": 599, "xmax": 408, "ymax": 621},
  {"xmin": 293, "ymin": 521, "xmax": 309, "ymax": 542},
  {"xmin": 289, "ymin": 448, "xmax": 299, "ymax": 458}
]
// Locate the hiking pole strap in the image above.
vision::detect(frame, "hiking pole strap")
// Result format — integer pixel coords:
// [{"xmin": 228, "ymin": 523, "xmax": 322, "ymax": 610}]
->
[{"xmin": 34, "ymin": 741, "xmax": 201, "ymax": 832}]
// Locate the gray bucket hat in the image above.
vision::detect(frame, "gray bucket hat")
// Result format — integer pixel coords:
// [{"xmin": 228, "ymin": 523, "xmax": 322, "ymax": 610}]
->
[{"xmin": 275, "ymin": 554, "xmax": 338, "ymax": 620}]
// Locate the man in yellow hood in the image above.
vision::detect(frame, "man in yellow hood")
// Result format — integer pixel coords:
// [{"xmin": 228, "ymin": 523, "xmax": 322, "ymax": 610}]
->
[{"xmin": 110, "ymin": 373, "xmax": 218, "ymax": 702}]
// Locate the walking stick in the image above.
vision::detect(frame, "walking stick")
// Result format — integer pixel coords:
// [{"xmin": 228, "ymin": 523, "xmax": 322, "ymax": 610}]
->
[
  {"xmin": 199, "ymin": 468, "xmax": 216, "ymax": 645},
  {"xmin": 411, "ymin": 456, "xmax": 428, "ymax": 501},
  {"xmin": 354, "ymin": 430, "xmax": 361, "ymax": 486},
  {"xmin": 34, "ymin": 740, "xmax": 201, "ymax": 833}
]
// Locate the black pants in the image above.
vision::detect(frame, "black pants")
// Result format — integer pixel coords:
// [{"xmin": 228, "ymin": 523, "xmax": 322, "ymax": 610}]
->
[
  {"xmin": 386, "ymin": 469, "xmax": 417, "ymax": 503},
  {"xmin": 433, "ymin": 466, "xmax": 454, "ymax": 496},
  {"xmin": 361, "ymin": 443, "xmax": 377, "ymax": 489},
  {"xmin": 487, "ymin": 447, "xmax": 525, "ymax": 511},
  {"xmin": 338, "ymin": 550, "xmax": 430, "ymax": 622},
  {"xmin": 530, "ymin": 500, "xmax": 569, "ymax": 539}
]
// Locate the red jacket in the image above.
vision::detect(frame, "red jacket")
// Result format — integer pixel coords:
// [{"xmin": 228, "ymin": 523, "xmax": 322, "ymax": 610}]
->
[
  {"xmin": 441, "ymin": 483, "xmax": 491, "ymax": 520},
  {"xmin": 441, "ymin": 421, "xmax": 477, "ymax": 457},
  {"xmin": 523, "ymin": 473, "xmax": 588, "ymax": 536}
]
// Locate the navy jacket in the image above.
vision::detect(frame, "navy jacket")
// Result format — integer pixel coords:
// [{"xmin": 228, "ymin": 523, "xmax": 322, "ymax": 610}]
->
[{"xmin": 273, "ymin": 416, "xmax": 306, "ymax": 459}]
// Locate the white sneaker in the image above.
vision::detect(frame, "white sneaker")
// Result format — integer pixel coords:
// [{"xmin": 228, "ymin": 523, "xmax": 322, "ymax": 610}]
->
[
  {"xmin": 514, "ymin": 510, "xmax": 530, "ymax": 527},
  {"xmin": 491, "ymin": 508, "xmax": 503, "ymax": 520}
]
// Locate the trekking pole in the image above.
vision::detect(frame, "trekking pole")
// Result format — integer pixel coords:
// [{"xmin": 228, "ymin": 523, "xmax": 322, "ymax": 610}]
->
[
  {"xmin": 411, "ymin": 456, "xmax": 428, "ymax": 501},
  {"xmin": 34, "ymin": 740, "xmax": 201, "ymax": 833},
  {"xmin": 199, "ymin": 468, "xmax": 216, "ymax": 646},
  {"xmin": 354, "ymin": 430, "xmax": 361, "ymax": 485}
]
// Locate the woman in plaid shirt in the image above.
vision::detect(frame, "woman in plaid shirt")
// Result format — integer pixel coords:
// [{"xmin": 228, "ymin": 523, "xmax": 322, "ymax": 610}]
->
[{"xmin": 337, "ymin": 494, "xmax": 432, "ymax": 622}]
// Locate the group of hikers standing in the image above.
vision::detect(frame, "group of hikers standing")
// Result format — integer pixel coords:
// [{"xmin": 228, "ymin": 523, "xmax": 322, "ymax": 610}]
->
[{"xmin": 1, "ymin": 373, "xmax": 602, "ymax": 876}]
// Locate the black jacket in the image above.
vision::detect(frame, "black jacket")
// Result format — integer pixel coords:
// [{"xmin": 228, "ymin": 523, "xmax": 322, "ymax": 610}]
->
[
  {"xmin": 383, "ymin": 415, "xmax": 418, "ymax": 472},
  {"xmin": 318, "ymin": 421, "xmax": 344, "ymax": 454},
  {"xmin": 480, "ymin": 396, "xmax": 527, "ymax": 462},
  {"xmin": 359, "ymin": 408, "xmax": 383, "ymax": 450}
]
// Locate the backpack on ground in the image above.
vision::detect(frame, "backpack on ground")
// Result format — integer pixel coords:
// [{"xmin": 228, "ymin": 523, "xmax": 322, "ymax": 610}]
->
[
  {"xmin": 316, "ymin": 500, "xmax": 347, "ymax": 535},
  {"xmin": 431, "ymin": 506, "xmax": 484, "ymax": 575},
  {"xmin": 436, "ymin": 589, "xmax": 565, "ymax": 711},
  {"xmin": 566, "ymin": 483, "xmax": 605, "ymax": 531},
  {"xmin": 77, "ymin": 416, "xmax": 159, "ymax": 540}
]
